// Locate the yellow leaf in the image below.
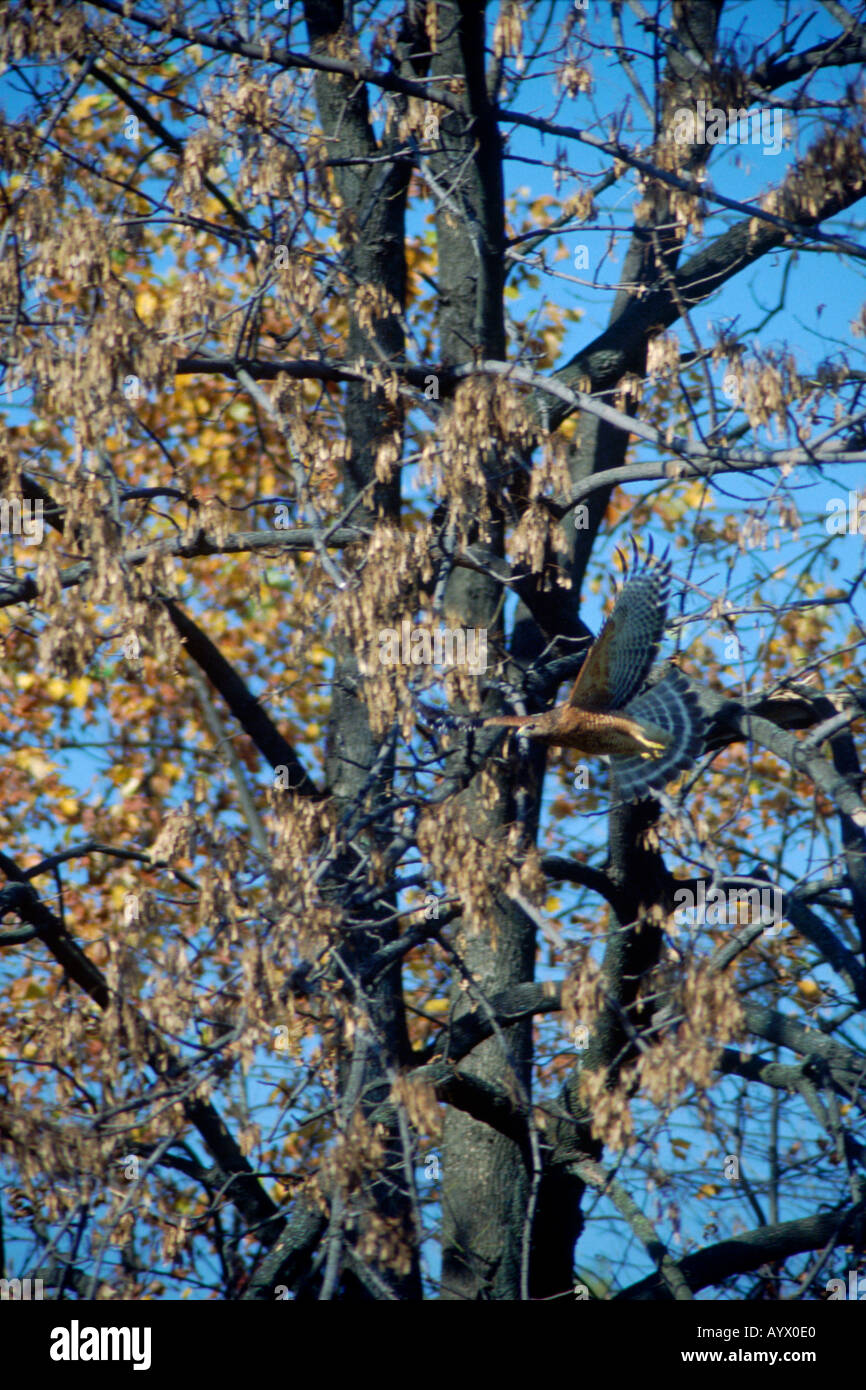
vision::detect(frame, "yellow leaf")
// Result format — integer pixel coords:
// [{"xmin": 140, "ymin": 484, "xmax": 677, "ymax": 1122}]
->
[
  {"xmin": 16, "ymin": 750, "xmax": 54, "ymax": 779},
  {"xmin": 798, "ymin": 979, "xmax": 821, "ymax": 1000},
  {"xmin": 70, "ymin": 94, "xmax": 102, "ymax": 120},
  {"xmin": 135, "ymin": 288, "xmax": 159, "ymax": 323},
  {"xmin": 69, "ymin": 677, "xmax": 91, "ymax": 708}
]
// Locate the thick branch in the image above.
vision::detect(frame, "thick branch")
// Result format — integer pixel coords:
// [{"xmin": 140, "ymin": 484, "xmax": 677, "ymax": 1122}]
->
[
  {"xmin": 616, "ymin": 1202, "xmax": 865, "ymax": 1299},
  {"xmin": 165, "ymin": 600, "xmax": 319, "ymax": 795}
]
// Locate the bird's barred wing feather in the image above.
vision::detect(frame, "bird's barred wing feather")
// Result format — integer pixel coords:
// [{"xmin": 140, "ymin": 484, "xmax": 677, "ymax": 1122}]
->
[
  {"xmin": 567, "ymin": 543, "xmax": 672, "ymax": 713},
  {"xmin": 608, "ymin": 669, "xmax": 705, "ymax": 801}
]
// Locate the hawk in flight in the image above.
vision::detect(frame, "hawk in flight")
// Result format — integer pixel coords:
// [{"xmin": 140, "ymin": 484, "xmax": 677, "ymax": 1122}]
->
[{"xmin": 484, "ymin": 541, "xmax": 705, "ymax": 801}]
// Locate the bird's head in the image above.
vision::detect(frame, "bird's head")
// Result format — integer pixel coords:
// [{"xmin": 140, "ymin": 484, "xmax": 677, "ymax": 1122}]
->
[{"xmin": 485, "ymin": 711, "xmax": 551, "ymax": 739}]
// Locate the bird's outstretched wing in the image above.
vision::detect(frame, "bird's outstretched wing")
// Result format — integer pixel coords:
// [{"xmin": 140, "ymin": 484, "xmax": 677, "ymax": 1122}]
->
[{"xmin": 566, "ymin": 538, "xmax": 672, "ymax": 713}]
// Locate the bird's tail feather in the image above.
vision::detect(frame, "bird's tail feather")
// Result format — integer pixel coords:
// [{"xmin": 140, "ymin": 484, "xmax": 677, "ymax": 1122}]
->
[{"xmin": 610, "ymin": 670, "xmax": 705, "ymax": 801}]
